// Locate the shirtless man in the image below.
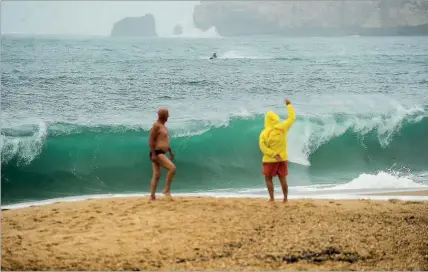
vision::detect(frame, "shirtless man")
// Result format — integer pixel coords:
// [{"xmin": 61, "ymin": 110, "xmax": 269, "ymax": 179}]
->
[{"xmin": 148, "ymin": 108, "xmax": 176, "ymax": 200}]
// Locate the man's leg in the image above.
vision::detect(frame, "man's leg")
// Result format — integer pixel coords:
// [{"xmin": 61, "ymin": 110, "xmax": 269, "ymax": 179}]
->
[
  {"xmin": 265, "ymin": 176, "xmax": 274, "ymax": 201},
  {"xmin": 278, "ymin": 161, "xmax": 289, "ymax": 202},
  {"xmin": 150, "ymin": 162, "xmax": 161, "ymax": 200},
  {"xmin": 263, "ymin": 163, "xmax": 276, "ymax": 201},
  {"xmin": 156, "ymin": 154, "xmax": 176, "ymax": 197},
  {"xmin": 278, "ymin": 175, "xmax": 288, "ymax": 203}
]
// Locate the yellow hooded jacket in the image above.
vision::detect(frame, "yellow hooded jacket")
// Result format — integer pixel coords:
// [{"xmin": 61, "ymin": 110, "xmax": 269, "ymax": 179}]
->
[{"xmin": 259, "ymin": 104, "xmax": 296, "ymax": 163}]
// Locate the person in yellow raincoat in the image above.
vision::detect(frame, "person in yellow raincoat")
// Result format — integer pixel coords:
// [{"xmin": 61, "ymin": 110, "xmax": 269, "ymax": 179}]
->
[{"xmin": 259, "ymin": 99, "xmax": 296, "ymax": 202}]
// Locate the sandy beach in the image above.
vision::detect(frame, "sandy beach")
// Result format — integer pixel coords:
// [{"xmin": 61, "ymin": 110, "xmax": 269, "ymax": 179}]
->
[
  {"xmin": 367, "ymin": 190, "xmax": 428, "ymax": 196},
  {"xmin": 2, "ymin": 196, "xmax": 428, "ymax": 271}
]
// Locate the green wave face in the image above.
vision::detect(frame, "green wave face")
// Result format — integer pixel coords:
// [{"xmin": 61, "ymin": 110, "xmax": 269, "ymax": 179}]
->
[{"xmin": 2, "ymin": 112, "xmax": 427, "ymax": 205}]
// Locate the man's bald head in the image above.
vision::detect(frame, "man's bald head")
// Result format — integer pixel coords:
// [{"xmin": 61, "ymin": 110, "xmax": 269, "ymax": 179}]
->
[{"xmin": 157, "ymin": 108, "xmax": 169, "ymax": 123}]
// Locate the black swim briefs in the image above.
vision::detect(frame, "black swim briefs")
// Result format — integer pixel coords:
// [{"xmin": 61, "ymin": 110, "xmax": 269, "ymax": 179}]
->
[{"xmin": 149, "ymin": 149, "xmax": 165, "ymax": 158}]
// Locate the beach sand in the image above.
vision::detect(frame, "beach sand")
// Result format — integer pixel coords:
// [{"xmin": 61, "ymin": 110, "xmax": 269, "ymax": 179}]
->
[
  {"xmin": 2, "ymin": 196, "xmax": 428, "ymax": 271},
  {"xmin": 366, "ymin": 190, "xmax": 428, "ymax": 196}
]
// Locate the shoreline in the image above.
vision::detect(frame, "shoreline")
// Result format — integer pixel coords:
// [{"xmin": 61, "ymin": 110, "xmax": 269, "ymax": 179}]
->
[
  {"xmin": 2, "ymin": 196, "xmax": 428, "ymax": 270},
  {"xmin": 366, "ymin": 190, "xmax": 428, "ymax": 196},
  {"xmin": 2, "ymin": 189, "xmax": 428, "ymax": 211}
]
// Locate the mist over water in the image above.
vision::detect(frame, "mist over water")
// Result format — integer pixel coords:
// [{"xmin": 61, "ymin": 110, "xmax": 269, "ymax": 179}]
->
[{"xmin": 1, "ymin": 1, "xmax": 199, "ymax": 36}]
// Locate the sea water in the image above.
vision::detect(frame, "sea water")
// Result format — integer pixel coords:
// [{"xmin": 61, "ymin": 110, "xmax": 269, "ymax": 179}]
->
[{"xmin": 2, "ymin": 35, "xmax": 428, "ymax": 208}]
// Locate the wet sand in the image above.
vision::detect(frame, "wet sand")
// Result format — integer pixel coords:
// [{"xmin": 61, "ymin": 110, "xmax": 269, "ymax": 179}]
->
[
  {"xmin": 366, "ymin": 190, "xmax": 428, "ymax": 196},
  {"xmin": 2, "ymin": 196, "xmax": 428, "ymax": 271}
]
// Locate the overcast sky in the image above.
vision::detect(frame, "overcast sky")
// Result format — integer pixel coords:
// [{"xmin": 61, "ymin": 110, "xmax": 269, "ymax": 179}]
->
[{"xmin": 1, "ymin": 1, "xmax": 200, "ymax": 36}]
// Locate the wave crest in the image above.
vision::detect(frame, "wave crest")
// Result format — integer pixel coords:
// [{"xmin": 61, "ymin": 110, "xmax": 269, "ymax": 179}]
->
[
  {"xmin": 2, "ymin": 106, "xmax": 427, "ymax": 205},
  {"xmin": 1, "ymin": 106, "xmax": 426, "ymax": 168}
]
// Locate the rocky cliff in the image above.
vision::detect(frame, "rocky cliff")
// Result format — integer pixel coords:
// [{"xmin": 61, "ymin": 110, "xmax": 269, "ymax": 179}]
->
[
  {"xmin": 193, "ymin": 0, "xmax": 428, "ymax": 36},
  {"xmin": 111, "ymin": 14, "xmax": 157, "ymax": 37}
]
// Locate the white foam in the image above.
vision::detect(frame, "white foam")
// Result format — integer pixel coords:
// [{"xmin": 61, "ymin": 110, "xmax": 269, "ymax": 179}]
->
[
  {"xmin": 330, "ymin": 171, "xmax": 427, "ymax": 191},
  {"xmin": 170, "ymin": 109, "xmax": 255, "ymax": 138},
  {"xmin": 178, "ymin": 26, "xmax": 220, "ymax": 39},
  {"xmin": 218, "ymin": 50, "xmax": 272, "ymax": 60},
  {"xmin": 3, "ymin": 171, "xmax": 427, "ymax": 211},
  {"xmin": 172, "ymin": 127, "xmax": 211, "ymax": 138},
  {"xmin": 221, "ymin": 171, "xmax": 428, "ymax": 197},
  {"xmin": 1, "ymin": 120, "xmax": 48, "ymax": 165},
  {"xmin": 2, "ymin": 189, "xmax": 427, "ymax": 211},
  {"xmin": 163, "ymin": 17, "xmax": 221, "ymax": 39},
  {"xmin": 286, "ymin": 104, "xmax": 426, "ymax": 166},
  {"xmin": 2, "ymin": 103, "xmax": 426, "ymax": 172}
]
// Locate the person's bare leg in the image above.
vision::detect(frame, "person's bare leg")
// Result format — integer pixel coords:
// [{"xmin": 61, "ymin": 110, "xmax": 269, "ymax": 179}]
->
[
  {"xmin": 265, "ymin": 176, "xmax": 274, "ymax": 202},
  {"xmin": 278, "ymin": 175, "xmax": 288, "ymax": 202},
  {"xmin": 156, "ymin": 154, "xmax": 176, "ymax": 199},
  {"xmin": 150, "ymin": 162, "xmax": 161, "ymax": 201}
]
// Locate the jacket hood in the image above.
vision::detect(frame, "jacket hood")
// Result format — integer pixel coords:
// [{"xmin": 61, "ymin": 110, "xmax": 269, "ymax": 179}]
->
[{"xmin": 264, "ymin": 111, "xmax": 280, "ymax": 128}]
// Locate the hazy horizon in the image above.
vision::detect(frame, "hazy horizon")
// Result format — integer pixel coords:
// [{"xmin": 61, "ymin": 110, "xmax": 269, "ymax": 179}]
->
[{"xmin": 1, "ymin": 1, "xmax": 200, "ymax": 36}]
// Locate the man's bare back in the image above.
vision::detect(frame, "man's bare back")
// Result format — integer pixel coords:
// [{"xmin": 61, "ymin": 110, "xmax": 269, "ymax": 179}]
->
[{"xmin": 148, "ymin": 108, "xmax": 176, "ymax": 201}]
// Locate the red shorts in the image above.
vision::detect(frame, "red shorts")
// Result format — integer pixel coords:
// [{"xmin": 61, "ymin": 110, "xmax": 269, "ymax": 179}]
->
[{"xmin": 263, "ymin": 161, "xmax": 288, "ymax": 177}]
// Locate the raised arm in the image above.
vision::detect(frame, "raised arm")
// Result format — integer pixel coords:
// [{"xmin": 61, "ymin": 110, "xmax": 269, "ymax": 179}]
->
[{"xmin": 278, "ymin": 99, "xmax": 296, "ymax": 131}]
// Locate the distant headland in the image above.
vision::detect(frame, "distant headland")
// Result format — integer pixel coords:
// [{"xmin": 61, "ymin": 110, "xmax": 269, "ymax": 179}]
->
[{"xmin": 193, "ymin": 0, "xmax": 428, "ymax": 37}]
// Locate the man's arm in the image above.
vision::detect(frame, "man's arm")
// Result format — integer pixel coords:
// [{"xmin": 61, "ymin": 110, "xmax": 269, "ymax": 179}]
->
[
  {"xmin": 148, "ymin": 123, "xmax": 159, "ymax": 154},
  {"xmin": 168, "ymin": 147, "xmax": 174, "ymax": 160},
  {"xmin": 278, "ymin": 100, "xmax": 296, "ymax": 131},
  {"xmin": 259, "ymin": 132, "xmax": 275, "ymax": 157}
]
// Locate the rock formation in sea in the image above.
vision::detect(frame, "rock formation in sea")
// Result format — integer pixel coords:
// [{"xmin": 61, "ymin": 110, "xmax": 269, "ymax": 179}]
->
[
  {"xmin": 173, "ymin": 24, "xmax": 183, "ymax": 35},
  {"xmin": 111, "ymin": 14, "xmax": 157, "ymax": 37},
  {"xmin": 193, "ymin": 0, "xmax": 428, "ymax": 36}
]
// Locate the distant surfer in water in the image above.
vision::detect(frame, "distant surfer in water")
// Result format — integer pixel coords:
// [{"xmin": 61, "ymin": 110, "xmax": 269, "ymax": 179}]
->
[
  {"xmin": 259, "ymin": 99, "xmax": 296, "ymax": 202},
  {"xmin": 210, "ymin": 52, "xmax": 217, "ymax": 59},
  {"xmin": 148, "ymin": 108, "xmax": 176, "ymax": 201}
]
